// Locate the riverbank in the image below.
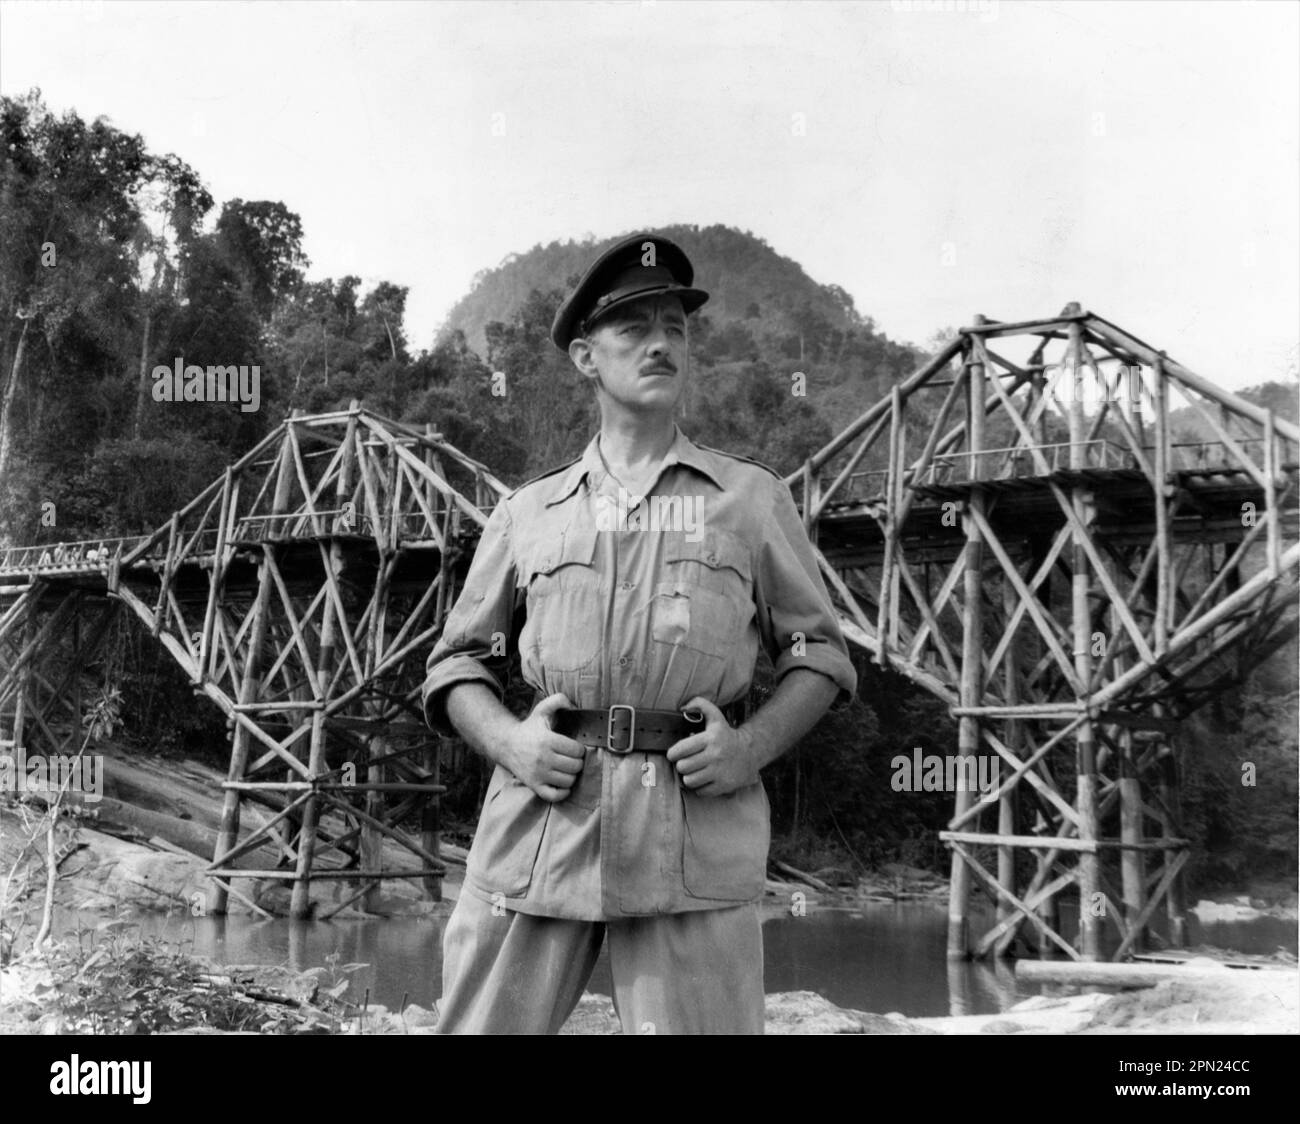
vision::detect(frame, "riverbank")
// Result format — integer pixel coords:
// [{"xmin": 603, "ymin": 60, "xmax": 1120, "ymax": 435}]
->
[
  {"xmin": 4, "ymin": 941, "xmax": 1293, "ymax": 1034},
  {"xmin": 2, "ymin": 747, "xmax": 1296, "ymax": 1035}
]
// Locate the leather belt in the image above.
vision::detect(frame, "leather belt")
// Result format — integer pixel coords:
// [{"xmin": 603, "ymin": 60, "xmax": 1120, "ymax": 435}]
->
[{"xmin": 552, "ymin": 701, "xmax": 746, "ymax": 754}]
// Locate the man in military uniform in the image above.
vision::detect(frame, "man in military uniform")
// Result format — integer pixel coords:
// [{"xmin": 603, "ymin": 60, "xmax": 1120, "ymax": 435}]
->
[{"xmin": 423, "ymin": 232, "xmax": 857, "ymax": 1034}]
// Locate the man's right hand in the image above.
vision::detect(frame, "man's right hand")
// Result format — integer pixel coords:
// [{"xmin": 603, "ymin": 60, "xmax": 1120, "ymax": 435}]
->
[{"xmin": 503, "ymin": 693, "xmax": 586, "ymax": 803}]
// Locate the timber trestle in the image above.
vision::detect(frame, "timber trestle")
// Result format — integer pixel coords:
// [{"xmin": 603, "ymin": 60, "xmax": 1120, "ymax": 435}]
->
[
  {"xmin": 789, "ymin": 305, "xmax": 1299, "ymax": 960},
  {"xmin": 3, "ymin": 309, "xmax": 1298, "ymax": 957},
  {"xmin": 1, "ymin": 403, "xmax": 508, "ymax": 918}
]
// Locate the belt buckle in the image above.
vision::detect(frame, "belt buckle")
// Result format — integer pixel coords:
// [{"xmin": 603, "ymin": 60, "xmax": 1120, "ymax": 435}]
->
[{"xmin": 607, "ymin": 704, "xmax": 636, "ymax": 753}]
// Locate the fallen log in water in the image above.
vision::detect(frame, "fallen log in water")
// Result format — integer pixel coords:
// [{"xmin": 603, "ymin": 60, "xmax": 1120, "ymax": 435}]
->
[
  {"xmin": 771, "ymin": 860, "xmax": 837, "ymax": 894},
  {"xmin": 20, "ymin": 792, "xmax": 220, "ymax": 860},
  {"xmin": 1015, "ymin": 958, "xmax": 1267, "ymax": 989}
]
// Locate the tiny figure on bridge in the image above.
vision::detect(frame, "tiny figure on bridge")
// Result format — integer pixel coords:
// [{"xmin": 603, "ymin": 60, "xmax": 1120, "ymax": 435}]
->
[{"xmin": 423, "ymin": 233, "xmax": 857, "ymax": 1035}]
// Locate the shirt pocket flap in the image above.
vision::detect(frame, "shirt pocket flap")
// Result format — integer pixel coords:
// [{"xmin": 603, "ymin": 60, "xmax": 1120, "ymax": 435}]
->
[
  {"xmin": 527, "ymin": 526, "xmax": 598, "ymax": 579},
  {"xmin": 665, "ymin": 529, "xmax": 752, "ymax": 582}
]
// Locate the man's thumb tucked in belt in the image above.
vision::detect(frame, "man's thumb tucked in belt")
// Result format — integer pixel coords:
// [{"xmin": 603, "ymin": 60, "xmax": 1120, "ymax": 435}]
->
[
  {"xmin": 667, "ymin": 696, "xmax": 761, "ymax": 798},
  {"xmin": 505, "ymin": 692, "xmax": 585, "ymax": 803}
]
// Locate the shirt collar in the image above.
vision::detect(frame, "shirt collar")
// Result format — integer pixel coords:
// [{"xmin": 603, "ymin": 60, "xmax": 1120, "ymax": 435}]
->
[{"xmin": 546, "ymin": 425, "xmax": 724, "ymax": 506}]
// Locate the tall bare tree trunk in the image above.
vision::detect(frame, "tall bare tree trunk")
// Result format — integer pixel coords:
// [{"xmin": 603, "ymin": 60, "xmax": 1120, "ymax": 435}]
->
[
  {"xmin": 382, "ymin": 315, "xmax": 397, "ymax": 362},
  {"xmin": 133, "ymin": 305, "xmax": 152, "ymax": 438},
  {"xmin": 0, "ymin": 317, "xmax": 31, "ymax": 484}
]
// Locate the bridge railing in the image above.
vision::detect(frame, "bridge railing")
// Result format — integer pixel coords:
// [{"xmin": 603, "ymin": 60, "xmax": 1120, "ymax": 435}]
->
[
  {"xmin": 0, "ymin": 505, "xmax": 496, "ymax": 580},
  {"xmin": 915, "ymin": 440, "xmax": 1137, "ymax": 488},
  {"xmin": 839, "ymin": 440, "xmax": 1138, "ymax": 502},
  {"xmin": 833, "ymin": 438, "xmax": 1293, "ymax": 509},
  {"xmin": 842, "ymin": 468, "xmax": 891, "ymax": 503},
  {"xmin": 230, "ymin": 509, "xmax": 483, "ymax": 541},
  {"xmin": 1164, "ymin": 438, "xmax": 1273, "ymax": 472},
  {"xmin": 0, "ymin": 535, "xmax": 153, "ymax": 577}
]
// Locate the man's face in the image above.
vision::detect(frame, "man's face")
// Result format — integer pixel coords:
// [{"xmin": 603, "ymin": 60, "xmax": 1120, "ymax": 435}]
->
[{"xmin": 570, "ymin": 293, "xmax": 688, "ymax": 415}]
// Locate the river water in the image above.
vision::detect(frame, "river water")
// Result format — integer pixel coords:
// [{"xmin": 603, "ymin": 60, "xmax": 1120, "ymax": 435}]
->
[{"xmin": 64, "ymin": 899, "xmax": 1297, "ymax": 1019}]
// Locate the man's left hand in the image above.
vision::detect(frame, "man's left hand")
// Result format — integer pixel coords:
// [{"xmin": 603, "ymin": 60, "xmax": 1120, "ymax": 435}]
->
[{"xmin": 666, "ymin": 697, "xmax": 761, "ymax": 797}]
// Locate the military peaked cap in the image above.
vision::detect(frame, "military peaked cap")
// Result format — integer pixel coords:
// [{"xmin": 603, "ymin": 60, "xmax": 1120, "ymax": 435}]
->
[{"xmin": 550, "ymin": 232, "xmax": 709, "ymax": 351}]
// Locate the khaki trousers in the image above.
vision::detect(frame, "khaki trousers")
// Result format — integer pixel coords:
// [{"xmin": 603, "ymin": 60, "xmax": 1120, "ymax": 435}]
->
[{"xmin": 434, "ymin": 892, "xmax": 764, "ymax": 1034}]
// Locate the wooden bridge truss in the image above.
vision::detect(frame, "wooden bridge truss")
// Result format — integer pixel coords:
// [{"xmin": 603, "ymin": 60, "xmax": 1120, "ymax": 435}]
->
[
  {"xmin": 787, "ymin": 304, "xmax": 1299, "ymax": 960},
  {"xmin": 3, "ymin": 309, "xmax": 1297, "ymax": 959},
  {"xmin": 0, "ymin": 404, "xmax": 506, "ymax": 918}
]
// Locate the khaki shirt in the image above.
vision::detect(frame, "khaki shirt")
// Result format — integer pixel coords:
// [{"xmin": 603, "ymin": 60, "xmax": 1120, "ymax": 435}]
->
[{"xmin": 422, "ymin": 426, "xmax": 857, "ymax": 919}]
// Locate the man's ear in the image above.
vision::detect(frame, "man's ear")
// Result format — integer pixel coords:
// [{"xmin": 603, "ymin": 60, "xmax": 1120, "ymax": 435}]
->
[{"xmin": 569, "ymin": 336, "xmax": 599, "ymax": 383}]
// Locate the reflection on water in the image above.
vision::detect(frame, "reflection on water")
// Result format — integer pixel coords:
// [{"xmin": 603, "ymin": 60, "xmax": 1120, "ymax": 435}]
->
[
  {"xmin": 758, "ymin": 905, "xmax": 1019, "ymax": 1016},
  {"xmin": 58, "ymin": 900, "xmax": 1297, "ymax": 1020}
]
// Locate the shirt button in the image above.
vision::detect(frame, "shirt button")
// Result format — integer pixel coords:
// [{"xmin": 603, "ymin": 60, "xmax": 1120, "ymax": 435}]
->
[
  {"xmin": 620, "ymin": 581, "xmax": 633, "ymax": 591},
  {"xmin": 706, "ymin": 552, "xmax": 718, "ymax": 564},
  {"xmin": 617, "ymin": 656, "xmax": 629, "ymax": 667}
]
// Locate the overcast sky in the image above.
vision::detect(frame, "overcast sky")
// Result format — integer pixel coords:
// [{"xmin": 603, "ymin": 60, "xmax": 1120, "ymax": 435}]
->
[{"xmin": 2, "ymin": 0, "xmax": 1296, "ymax": 389}]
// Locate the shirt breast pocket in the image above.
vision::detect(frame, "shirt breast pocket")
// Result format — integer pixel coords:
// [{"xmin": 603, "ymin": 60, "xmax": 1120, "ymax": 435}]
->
[
  {"xmin": 651, "ymin": 531, "xmax": 753, "ymax": 661},
  {"xmin": 524, "ymin": 527, "xmax": 603, "ymax": 673}
]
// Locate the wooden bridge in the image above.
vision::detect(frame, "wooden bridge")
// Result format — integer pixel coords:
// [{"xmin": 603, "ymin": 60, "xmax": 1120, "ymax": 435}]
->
[
  {"xmin": 2, "ymin": 305, "xmax": 1297, "ymax": 960},
  {"xmin": 785, "ymin": 305, "xmax": 1299, "ymax": 960},
  {"xmin": 0, "ymin": 407, "xmax": 508, "ymax": 919}
]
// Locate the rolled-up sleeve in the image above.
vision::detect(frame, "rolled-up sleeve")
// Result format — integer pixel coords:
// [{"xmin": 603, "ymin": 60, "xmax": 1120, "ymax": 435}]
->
[
  {"xmin": 753, "ymin": 477, "xmax": 858, "ymax": 706},
  {"xmin": 422, "ymin": 499, "xmax": 520, "ymax": 736}
]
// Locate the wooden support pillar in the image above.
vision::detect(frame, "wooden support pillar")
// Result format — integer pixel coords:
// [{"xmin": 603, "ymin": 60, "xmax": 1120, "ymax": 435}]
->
[
  {"xmin": 198, "ymin": 468, "xmax": 234, "ymax": 684},
  {"xmin": 291, "ymin": 409, "xmax": 356, "ymax": 919},
  {"xmin": 422, "ymin": 738, "xmax": 442, "ymax": 901},
  {"xmin": 68, "ymin": 606, "xmax": 82, "ymax": 757},
  {"xmin": 8, "ymin": 609, "xmax": 33, "ymax": 755},
  {"xmin": 150, "ymin": 515, "xmax": 178, "ymax": 636},
  {"xmin": 360, "ymin": 733, "xmax": 386, "ymax": 913},
  {"xmin": 1035, "ymin": 838, "xmax": 1061, "ymax": 959},
  {"xmin": 1068, "ymin": 318, "xmax": 1102, "ymax": 961},
  {"xmin": 210, "ymin": 427, "xmax": 297, "ymax": 916},
  {"xmin": 947, "ymin": 960, "xmax": 972, "ymax": 1017},
  {"xmin": 1117, "ymin": 726, "xmax": 1145, "ymax": 952},
  {"xmin": 876, "ymin": 387, "xmax": 901, "ymax": 664},
  {"xmin": 1126, "ymin": 356, "xmax": 1144, "ymax": 439},
  {"xmin": 890, "ymin": 388, "xmax": 904, "ymax": 652},
  {"xmin": 996, "ymin": 577, "xmax": 1019, "ymax": 939},
  {"xmin": 1153, "ymin": 358, "xmax": 1170, "ymax": 654},
  {"xmin": 423, "ymin": 421, "xmax": 442, "ymax": 534},
  {"xmin": 948, "ymin": 522, "xmax": 983, "ymax": 960},
  {"xmin": 1156, "ymin": 729, "xmax": 1188, "ymax": 947},
  {"xmin": 967, "ymin": 320, "xmax": 986, "ymax": 481},
  {"xmin": 1031, "ymin": 361, "xmax": 1046, "ymax": 445},
  {"xmin": 288, "ymin": 919, "xmax": 308, "ymax": 974},
  {"xmin": 282, "ymin": 663, "xmax": 314, "ymax": 870},
  {"xmin": 210, "ymin": 573, "xmax": 272, "ymax": 915},
  {"xmin": 1264, "ymin": 409, "xmax": 1279, "ymax": 578},
  {"xmin": 387, "ymin": 444, "xmax": 401, "ymax": 555},
  {"xmin": 947, "ymin": 328, "xmax": 984, "ymax": 960},
  {"xmin": 290, "ymin": 710, "xmax": 327, "ymax": 919}
]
